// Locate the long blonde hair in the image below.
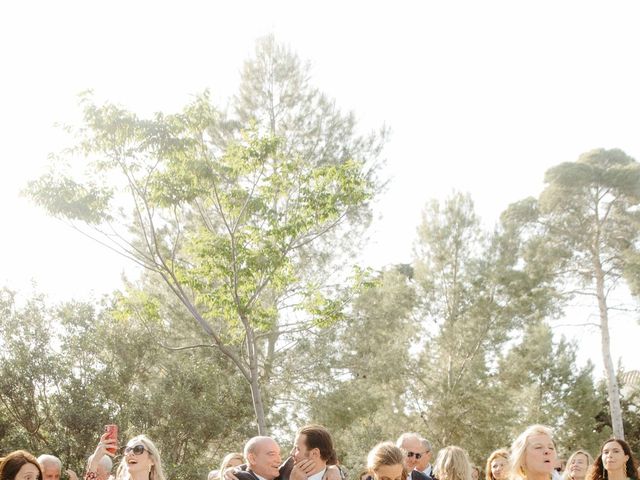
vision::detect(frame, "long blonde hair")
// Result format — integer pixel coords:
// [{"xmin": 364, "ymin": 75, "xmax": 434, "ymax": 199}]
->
[
  {"xmin": 219, "ymin": 453, "xmax": 244, "ymax": 476},
  {"xmin": 563, "ymin": 450, "xmax": 593, "ymax": 480},
  {"xmin": 116, "ymin": 435, "xmax": 166, "ymax": 480},
  {"xmin": 434, "ymin": 446, "xmax": 472, "ymax": 480}
]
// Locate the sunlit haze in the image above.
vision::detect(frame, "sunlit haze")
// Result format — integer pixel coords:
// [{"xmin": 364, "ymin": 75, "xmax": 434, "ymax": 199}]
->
[{"xmin": 1, "ymin": 1, "xmax": 639, "ymax": 375}]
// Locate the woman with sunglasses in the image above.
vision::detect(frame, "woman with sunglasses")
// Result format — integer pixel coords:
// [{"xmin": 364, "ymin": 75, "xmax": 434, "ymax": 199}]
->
[
  {"xmin": 586, "ymin": 439, "xmax": 638, "ymax": 480},
  {"xmin": 86, "ymin": 432, "xmax": 167, "ymax": 480}
]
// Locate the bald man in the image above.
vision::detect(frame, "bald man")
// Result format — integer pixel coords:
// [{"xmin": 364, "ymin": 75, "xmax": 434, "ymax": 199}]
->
[{"xmin": 235, "ymin": 437, "xmax": 282, "ymax": 480}]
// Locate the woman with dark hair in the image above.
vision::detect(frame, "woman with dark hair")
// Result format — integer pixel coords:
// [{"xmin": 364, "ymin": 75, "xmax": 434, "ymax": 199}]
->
[
  {"xmin": 0, "ymin": 451, "xmax": 43, "ymax": 480},
  {"xmin": 586, "ymin": 439, "xmax": 638, "ymax": 480}
]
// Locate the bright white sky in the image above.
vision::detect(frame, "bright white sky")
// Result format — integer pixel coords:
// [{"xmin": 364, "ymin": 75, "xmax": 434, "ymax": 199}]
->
[{"xmin": 1, "ymin": 1, "xmax": 639, "ymax": 375}]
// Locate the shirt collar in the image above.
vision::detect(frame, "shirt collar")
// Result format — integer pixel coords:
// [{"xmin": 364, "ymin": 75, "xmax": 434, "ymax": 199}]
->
[{"xmin": 308, "ymin": 468, "xmax": 327, "ymax": 480}]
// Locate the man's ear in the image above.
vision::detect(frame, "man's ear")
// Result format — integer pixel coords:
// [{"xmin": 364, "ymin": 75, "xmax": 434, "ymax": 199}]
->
[{"xmin": 247, "ymin": 452, "xmax": 256, "ymax": 466}]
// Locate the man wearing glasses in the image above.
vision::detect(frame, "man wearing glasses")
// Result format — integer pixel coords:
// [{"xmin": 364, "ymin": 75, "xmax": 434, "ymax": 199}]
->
[
  {"xmin": 396, "ymin": 433, "xmax": 429, "ymax": 480},
  {"xmin": 415, "ymin": 439, "xmax": 433, "ymax": 480}
]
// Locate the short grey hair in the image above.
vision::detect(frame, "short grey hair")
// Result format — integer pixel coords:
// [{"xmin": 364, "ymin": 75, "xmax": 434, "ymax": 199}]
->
[
  {"xmin": 244, "ymin": 436, "xmax": 274, "ymax": 460},
  {"xmin": 37, "ymin": 455, "xmax": 62, "ymax": 471},
  {"xmin": 420, "ymin": 438, "xmax": 432, "ymax": 453},
  {"xmin": 87, "ymin": 454, "xmax": 113, "ymax": 472},
  {"xmin": 396, "ymin": 432, "xmax": 421, "ymax": 448}
]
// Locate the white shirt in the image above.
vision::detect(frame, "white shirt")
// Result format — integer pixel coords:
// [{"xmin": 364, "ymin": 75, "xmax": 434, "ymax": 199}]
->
[{"xmin": 308, "ymin": 468, "xmax": 327, "ymax": 480}]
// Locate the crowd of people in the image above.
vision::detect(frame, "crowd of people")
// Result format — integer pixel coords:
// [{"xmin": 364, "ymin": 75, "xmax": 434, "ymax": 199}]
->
[{"xmin": 1, "ymin": 424, "xmax": 638, "ymax": 480}]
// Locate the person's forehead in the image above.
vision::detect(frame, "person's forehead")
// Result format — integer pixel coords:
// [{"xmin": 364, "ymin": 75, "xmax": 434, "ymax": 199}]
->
[
  {"xmin": 21, "ymin": 464, "xmax": 40, "ymax": 473},
  {"xmin": 259, "ymin": 439, "xmax": 280, "ymax": 453},
  {"xmin": 402, "ymin": 436, "xmax": 421, "ymax": 448},
  {"xmin": 376, "ymin": 464, "xmax": 403, "ymax": 476},
  {"xmin": 528, "ymin": 434, "xmax": 553, "ymax": 445},
  {"xmin": 603, "ymin": 441, "xmax": 623, "ymax": 450}
]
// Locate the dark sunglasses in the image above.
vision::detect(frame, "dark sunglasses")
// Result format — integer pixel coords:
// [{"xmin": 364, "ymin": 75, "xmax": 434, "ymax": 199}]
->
[
  {"xmin": 407, "ymin": 451, "xmax": 426, "ymax": 460},
  {"xmin": 124, "ymin": 445, "xmax": 147, "ymax": 455}
]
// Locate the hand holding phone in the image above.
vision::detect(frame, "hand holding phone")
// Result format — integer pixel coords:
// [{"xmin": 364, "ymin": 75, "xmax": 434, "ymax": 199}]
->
[{"xmin": 104, "ymin": 424, "xmax": 118, "ymax": 455}]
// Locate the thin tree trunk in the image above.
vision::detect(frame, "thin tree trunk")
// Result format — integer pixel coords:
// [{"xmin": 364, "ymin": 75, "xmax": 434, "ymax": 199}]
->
[
  {"xmin": 594, "ymin": 258, "xmax": 625, "ymax": 439},
  {"xmin": 246, "ymin": 326, "xmax": 268, "ymax": 435},
  {"xmin": 249, "ymin": 370, "xmax": 268, "ymax": 435}
]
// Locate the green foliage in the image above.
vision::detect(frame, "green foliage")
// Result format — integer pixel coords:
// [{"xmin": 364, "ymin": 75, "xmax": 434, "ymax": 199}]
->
[
  {"xmin": 408, "ymin": 193, "xmax": 600, "ymax": 464},
  {"xmin": 561, "ymin": 362, "xmax": 609, "ymax": 455},
  {"xmin": 26, "ymin": 36, "xmax": 385, "ymax": 434},
  {"xmin": 0, "ymin": 288, "xmax": 61, "ymax": 446},
  {"xmin": 0, "ymin": 288, "xmax": 255, "ymax": 478},
  {"xmin": 508, "ymin": 148, "xmax": 640, "ymax": 438},
  {"xmin": 537, "ymin": 149, "xmax": 640, "ymax": 286},
  {"xmin": 498, "ymin": 322, "xmax": 607, "ymax": 453},
  {"xmin": 284, "ymin": 267, "xmax": 416, "ymax": 471},
  {"xmin": 26, "ymin": 173, "xmax": 113, "ymax": 224},
  {"xmin": 18, "ymin": 34, "xmax": 631, "ymax": 471}
]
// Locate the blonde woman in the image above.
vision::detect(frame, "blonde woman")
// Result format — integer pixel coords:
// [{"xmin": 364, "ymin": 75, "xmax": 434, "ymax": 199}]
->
[
  {"xmin": 86, "ymin": 432, "xmax": 167, "ymax": 480},
  {"xmin": 486, "ymin": 450, "xmax": 509, "ymax": 480},
  {"xmin": 367, "ymin": 442, "xmax": 407, "ymax": 480},
  {"xmin": 433, "ymin": 446, "xmax": 472, "ymax": 480},
  {"xmin": 219, "ymin": 454, "xmax": 244, "ymax": 478},
  {"xmin": 510, "ymin": 425, "xmax": 557, "ymax": 480},
  {"xmin": 562, "ymin": 450, "xmax": 593, "ymax": 480}
]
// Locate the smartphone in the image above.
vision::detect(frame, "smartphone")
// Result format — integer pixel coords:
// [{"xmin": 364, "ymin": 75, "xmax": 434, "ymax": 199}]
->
[{"xmin": 104, "ymin": 424, "xmax": 118, "ymax": 455}]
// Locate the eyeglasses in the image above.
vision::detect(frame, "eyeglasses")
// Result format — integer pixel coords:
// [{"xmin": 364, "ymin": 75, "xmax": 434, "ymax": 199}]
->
[
  {"xmin": 407, "ymin": 451, "xmax": 427, "ymax": 460},
  {"xmin": 124, "ymin": 445, "xmax": 147, "ymax": 455}
]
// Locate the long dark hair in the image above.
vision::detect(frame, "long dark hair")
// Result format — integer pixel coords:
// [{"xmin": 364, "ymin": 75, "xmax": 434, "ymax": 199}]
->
[
  {"xmin": 0, "ymin": 450, "xmax": 43, "ymax": 480},
  {"xmin": 587, "ymin": 439, "xmax": 638, "ymax": 480}
]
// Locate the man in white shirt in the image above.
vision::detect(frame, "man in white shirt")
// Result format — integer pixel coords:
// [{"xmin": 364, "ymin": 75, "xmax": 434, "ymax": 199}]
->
[{"xmin": 291, "ymin": 424, "xmax": 338, "ymax": 480}]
